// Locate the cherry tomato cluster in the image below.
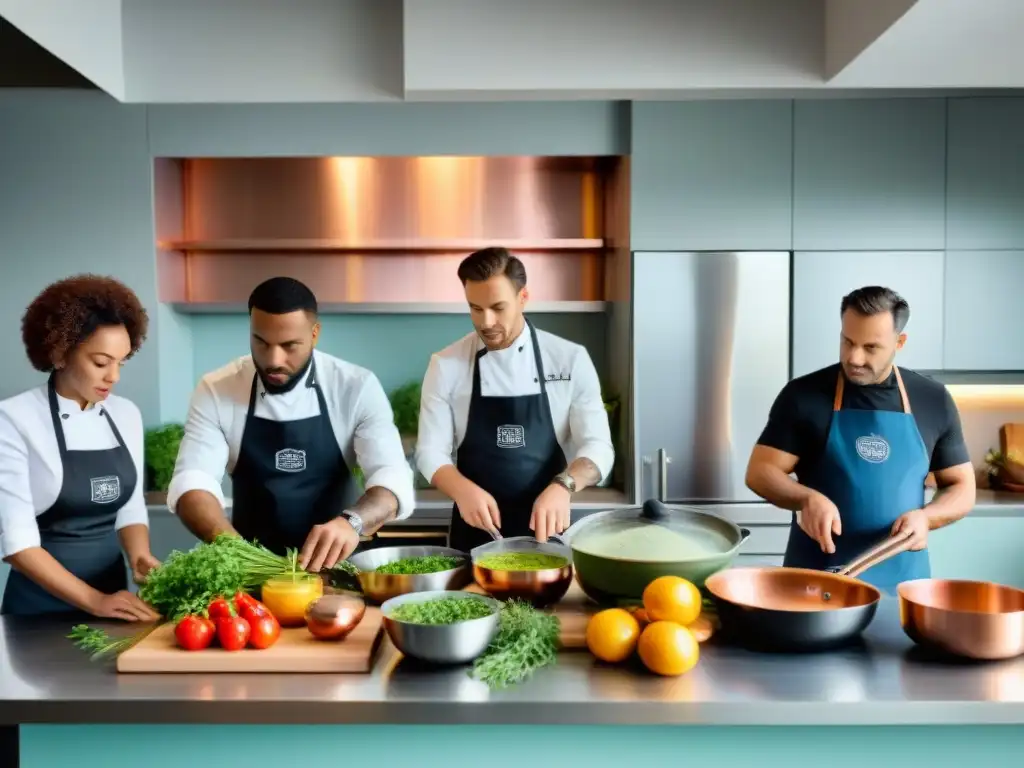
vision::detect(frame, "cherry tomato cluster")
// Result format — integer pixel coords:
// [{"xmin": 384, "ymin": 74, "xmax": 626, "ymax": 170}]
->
[{"xmin": 174, "ymin": 592, "xmax": 281, "ymax": 652}]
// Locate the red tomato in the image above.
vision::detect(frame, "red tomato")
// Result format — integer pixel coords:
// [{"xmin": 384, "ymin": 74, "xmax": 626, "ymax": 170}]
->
[
  {"xmin": 234, "ymin": 592, "xmax": 270, "ymax": 621},
  {"xmin": 215, "ymin": 616, "xmax": 251, "ymax": 651},
  {"xmin": 208, "ymin": 596, "xmax": 233, "ymax": 621},
  {"xmin": 174, "ymin": 615, "xmax": 215, "ymax": 651},
  {"xmin": 247, "ymin": 613, "xmax": 281, "ymax": 650}
]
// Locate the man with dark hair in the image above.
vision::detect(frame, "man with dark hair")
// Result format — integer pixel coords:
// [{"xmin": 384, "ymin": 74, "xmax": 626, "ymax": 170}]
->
[
  {"xmin": 746, "ymin": 285, "xmax": 975, "ymax": 591},
  {"xmin": 167, "ymin": 277, "xmax": 414, "ymax": 569},
  {"xmin": 416, "ymin": 247, "xmax": 614, "ymax": 549}
]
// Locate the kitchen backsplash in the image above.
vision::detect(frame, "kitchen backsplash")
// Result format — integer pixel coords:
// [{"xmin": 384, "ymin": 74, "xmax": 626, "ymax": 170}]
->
[
  {"xmin": 947, "ymin": 386, "xmax": 1024, "ymax": 478},
  {"xmin": 170, "ymin": 311, "xmax": 609, "ymax": 423}
]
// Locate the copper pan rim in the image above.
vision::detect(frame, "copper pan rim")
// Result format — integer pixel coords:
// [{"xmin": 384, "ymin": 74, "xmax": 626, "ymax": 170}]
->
[
  {"xmin": 898, "ymin": 578, "xmax": 1024, "ymax": 616},
  {"xmin": 704, "ymin": 566, "xmax": 882, "ymax": 613}
]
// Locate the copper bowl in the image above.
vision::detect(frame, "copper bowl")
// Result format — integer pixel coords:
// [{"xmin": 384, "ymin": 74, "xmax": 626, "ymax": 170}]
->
[
  {"xmin": 898, "ymin": 579, "xmax": 1024, "ymax": 660},
  {"xmin": 305, "ymin": 593, "xmax": 367, "ymax": 641},
  {"xmin": 470, "ymin": 537, "xmax": 573, "ymax": 608}
]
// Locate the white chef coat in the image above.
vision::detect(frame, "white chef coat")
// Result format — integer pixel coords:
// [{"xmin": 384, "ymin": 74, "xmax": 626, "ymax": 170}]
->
[
  {"xmin": 416, "ymin": 323, "xmax": 615, "ymax": 484},
  {"xmin": 0, "ymin": 387, "xmax": 148, "ymax": 558},
  {"xmin": 166, "ymin": 349, "xmax": 415, "ymax": 520}
]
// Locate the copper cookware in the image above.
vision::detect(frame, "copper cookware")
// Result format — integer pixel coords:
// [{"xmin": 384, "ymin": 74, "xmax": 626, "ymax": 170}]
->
[
  {"xmin": 704, "ymin": 530, "xmax": 914, "ymax": 652},
  {"xmin": 470, "ymin": 537, "xmax": 573, "ymax": 607},
  {"xmin": 898, "ymin": 579, "xmax": 1024, "ymax": 660}
]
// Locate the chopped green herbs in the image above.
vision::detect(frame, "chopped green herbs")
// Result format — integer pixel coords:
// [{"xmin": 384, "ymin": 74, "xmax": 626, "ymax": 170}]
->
[
  {"xmin": 374, "ymin": 555, "xmax": 464, "ymax": 575},
  {"xmin": 471, "ymin": 600, "xmax": 561, "ymax": 689},
  {"xmin": 389, "ymin": 596, "xmax": 494, "ymax": 625},
  {"xmin": 475, "ymin": 553, "xmax": 569, "ymax": 571}
]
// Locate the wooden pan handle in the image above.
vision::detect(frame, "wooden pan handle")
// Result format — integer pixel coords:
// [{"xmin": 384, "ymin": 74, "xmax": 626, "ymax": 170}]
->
[{"xmin": 834, "ymin": 529, "xmax": 915, "ymax": 579}]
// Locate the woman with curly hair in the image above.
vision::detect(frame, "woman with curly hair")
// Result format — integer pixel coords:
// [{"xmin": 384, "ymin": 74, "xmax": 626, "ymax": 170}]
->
[{"xmin": 0, "ymin": 275, "xmax": 161, "ymax": 619}]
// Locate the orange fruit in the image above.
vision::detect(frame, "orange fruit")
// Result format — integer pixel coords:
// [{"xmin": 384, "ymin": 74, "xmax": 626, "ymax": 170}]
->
[
  {"xmin": 585, "ymin": 608, "xmax": 641, "ymax": 663},
  {"xmin": 642, "ymin": 576, "xmax": 702, "ymax": 626},
  {"xmin": 637, "ymin": 621, "xmax": 700, "ymax": 676}
]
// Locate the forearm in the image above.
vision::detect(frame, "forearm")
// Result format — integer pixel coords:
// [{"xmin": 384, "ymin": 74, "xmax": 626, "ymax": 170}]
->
[
  {"xmin": 924, "ymin": 480, "xmax": 975, "ymax": 529},
  {"xmin": 117, "ymin": 523, "xmax": 152, "ymax": 562},
  {"xmin": 746, "ymin": 462, "xmax": 815, "ymax": 512},
  {"xmin": 566, "ymin": 457, "xmax": 601, "ymax": 492},
  {"xmin": 176, "ymin": 490, "xmax": 237, "ymax": 542},
  {"xmin": 3, "ymin": 548, "xmax": 104, "ymax": 613},
  {"xmin": 431, "ymin": 464, "xmax": 473, "ymax": 501},
  {"xmin": 348, "ymin": 486, "xmax": 399, "ymax": 535}
]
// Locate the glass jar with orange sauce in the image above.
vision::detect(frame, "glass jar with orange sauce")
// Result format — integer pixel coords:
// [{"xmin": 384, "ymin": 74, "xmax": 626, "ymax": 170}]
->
[{"xmin": 260, "ymin": 573, "xmax": 324, "ymax": 627}]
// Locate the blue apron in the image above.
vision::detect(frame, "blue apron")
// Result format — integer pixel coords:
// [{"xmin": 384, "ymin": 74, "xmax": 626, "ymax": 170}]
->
[{"xmin": 782, "ymin": 366, "xmax": 930, "ymax": 592}]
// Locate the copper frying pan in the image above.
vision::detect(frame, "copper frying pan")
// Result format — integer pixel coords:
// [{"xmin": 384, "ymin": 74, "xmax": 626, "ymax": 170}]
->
[
  {"xmin": 898, "ymin": 579, "xmax": 1024, "ymax": 660},
  {"xmin": 704, "ymin": 530, "xmax": 914, "ymax": 652}
]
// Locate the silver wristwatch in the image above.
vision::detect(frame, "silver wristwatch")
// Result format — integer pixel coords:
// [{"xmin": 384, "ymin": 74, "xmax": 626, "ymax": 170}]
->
[
  {"xmin": 339, "ymin": 509, "xmax": 364, "ymax": 536},
  {"xmin": 552, "ymin": 471, "xmax": 577, "ymax": 494}
]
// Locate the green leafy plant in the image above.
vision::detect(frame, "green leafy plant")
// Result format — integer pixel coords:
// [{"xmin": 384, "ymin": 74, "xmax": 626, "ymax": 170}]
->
[
  {"xmin": 144, "ymin": 423, "xmax": 185, "ymax": 492},
  {"xmin": 389, "ymin": 381, "xmax": 421, "ymax": 438},
  {"xmin": 470, "ymin": 600, "xmax": 561, "ymax": 689}
]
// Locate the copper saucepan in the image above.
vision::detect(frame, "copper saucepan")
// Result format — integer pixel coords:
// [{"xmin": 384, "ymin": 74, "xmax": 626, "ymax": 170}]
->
[
  {"xmin": 704, "ymin": 530, "xmax": 914, "ymax": 652},
  {"xmin": 898, "ymin": 579, "xmax": 1024, "ymax": 660}
]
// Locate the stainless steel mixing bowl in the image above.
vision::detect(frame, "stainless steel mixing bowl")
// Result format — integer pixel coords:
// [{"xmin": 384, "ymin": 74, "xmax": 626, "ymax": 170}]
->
[
  {"xmin": 381, "ymin": 590, "xmax": 501, "ymax": 665},
  {"xmin": 348, "ymin": 545, "xmax": 472, "ymax": 604}
]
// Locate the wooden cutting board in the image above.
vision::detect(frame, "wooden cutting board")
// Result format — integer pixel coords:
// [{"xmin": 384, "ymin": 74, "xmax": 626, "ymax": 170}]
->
[{"xmin": 116, "ymin": 608, "xmax": 384, "ymax": 673}]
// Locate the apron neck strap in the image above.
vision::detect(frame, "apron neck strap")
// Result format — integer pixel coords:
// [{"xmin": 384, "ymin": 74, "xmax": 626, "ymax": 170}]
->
[{"xmin": 833, "ymin": 365, "xmax": 911, "ymax": 414}]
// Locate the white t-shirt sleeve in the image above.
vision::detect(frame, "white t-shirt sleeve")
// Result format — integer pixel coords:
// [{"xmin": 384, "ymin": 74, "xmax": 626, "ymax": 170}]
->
[
  {"xmin": 0, "ymin": 410, "xmax": 41, "ymax": 557},
  {"xmin": 350, "ymin": 373, "xmax": 416, "ymax": 521},
  {"xmin": 114, "ymin": 400, "xmax": 149, "ymax": 531},
  {"xmin": 166, "ymin": 379, "xmax": 230, "ymax": 513},
  {"xmin": 415, "ymin": 353, "xmax": 456, "ymax": 484},
  {"xmin": 567, "ymin": 347, "xmax": 615, "ymax": 482}
]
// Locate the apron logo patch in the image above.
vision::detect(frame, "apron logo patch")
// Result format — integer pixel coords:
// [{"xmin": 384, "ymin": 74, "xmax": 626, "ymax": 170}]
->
[
  {"xmin": 496, "ymin": 425, "xmax": 526, "ymax": 449},
  {"xmin": 855, "ymin": 435, "xmax": 890, "ymax": 464},
  {"xmin": 90, "ymin": 476, "xmax": 121, "ymax": 504},
  {"xmin": 275, "ymin": 448, "xmax": 307, "ymax": 472}
]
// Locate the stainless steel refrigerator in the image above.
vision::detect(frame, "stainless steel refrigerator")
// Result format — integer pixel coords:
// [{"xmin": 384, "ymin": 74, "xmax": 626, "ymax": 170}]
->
[{"xmin": 632, "ymin": 251, "xmax": 791, "ymax": 505}]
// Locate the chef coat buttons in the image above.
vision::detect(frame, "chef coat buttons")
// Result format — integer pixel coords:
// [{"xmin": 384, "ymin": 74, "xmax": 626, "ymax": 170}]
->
[
  {"xmin": 519, "ymin": 346, "xmax": 524, "ymax": 352},
  {"xmin": 534, "ymin": 378, "xmax": 538, "ymax": 383},
  {"xmin": 61, "ymin": 413, "xmax": 69, "ymax": 420}
]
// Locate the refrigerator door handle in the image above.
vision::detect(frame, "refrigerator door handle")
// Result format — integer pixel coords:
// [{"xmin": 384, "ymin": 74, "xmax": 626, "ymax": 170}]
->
[{"xmin": 657, "ymin": 448, "xmax": 672, "ymax": 502}]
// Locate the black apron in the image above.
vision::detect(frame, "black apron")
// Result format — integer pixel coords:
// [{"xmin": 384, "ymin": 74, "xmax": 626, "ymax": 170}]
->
[
  {"xmin": 1, "ymin": 378, "xmax": 135, "ymax": 616},
  {"xmin": 230, "ymin": 358, "xmax": 360, "ymax": 555},
  {"xmin": 448, "ymin": 319, "xmax": 567, "ymax": 552}
]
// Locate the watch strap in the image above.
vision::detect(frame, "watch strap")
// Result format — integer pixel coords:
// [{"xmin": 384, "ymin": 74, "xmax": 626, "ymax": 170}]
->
[
  {"xmin": 552, "ymin": 472, "xmax": 576, "ymax": 493},
  {"xmin": 340, "ymin": 509, "xmax": 364, "ymax": 535}
]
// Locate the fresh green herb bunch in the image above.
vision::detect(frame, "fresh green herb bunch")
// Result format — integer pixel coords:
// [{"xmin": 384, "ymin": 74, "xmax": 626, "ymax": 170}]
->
[
  {"xmin": 389, "ymin": 596, "xmax": 494, "ymax": 625},
  {"xmin": 471, "ymin": 600, "xmax": 560, "ymax": 689},
  {"xmin": 374, "ymin": 555, "xmax": 464, "ymax": 575}
]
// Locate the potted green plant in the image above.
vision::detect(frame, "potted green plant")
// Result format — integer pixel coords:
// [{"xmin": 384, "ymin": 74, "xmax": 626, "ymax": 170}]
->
[
  {"xmin": 143, "ymin": 424, "xmax": 185, "ymax": 498},
  {"xmin": 388, "ymin": 381, "xmax": 431, "ymax": 489}
]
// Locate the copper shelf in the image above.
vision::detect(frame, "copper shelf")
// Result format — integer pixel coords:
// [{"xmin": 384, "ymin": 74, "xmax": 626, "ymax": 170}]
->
[
  {"xmin": 169, "ymin": 301, "xmax": 609, "ymax": 315},
  {"xmin": 159, "ymin": 238, "xmax": 606, "ymax": 253}
]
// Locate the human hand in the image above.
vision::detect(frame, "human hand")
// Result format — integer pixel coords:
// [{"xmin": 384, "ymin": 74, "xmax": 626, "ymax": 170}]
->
[
  {"xmin": 530, "ymin": 484, "xmax": 571, "ymax": 542},
  {"xmin": 453, "ymin": 480, "xmax": 501, "ymax": 538},
  {"xmin": 90, "ymin": 590, "xmax": 161, "ymax": 622},
  {"xmin": 131, "ymin": 552, "xmax": 161, "ymax": 585},
  {"xmin": 300, "ymin": 517, "xmax": 361, "ymax": 572},
  {"xmin": 798, "ymin": 491, "xmax": 842, "ymax": 554},
  {"xmin": 891, "ymin": 509, "xmax": 929, "ymax": 551}
]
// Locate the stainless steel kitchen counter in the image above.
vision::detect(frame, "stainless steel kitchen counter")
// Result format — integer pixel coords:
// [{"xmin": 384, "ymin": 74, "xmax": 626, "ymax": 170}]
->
[{"xmin": 2, "ymin": 598, "xmax": 1023, "ymax": 727}]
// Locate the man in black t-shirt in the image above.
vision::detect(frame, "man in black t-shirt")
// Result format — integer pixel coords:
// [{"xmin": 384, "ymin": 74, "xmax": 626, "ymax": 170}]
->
[{"xmin": 746, "ymin": 286, "xmax": 975, "ymax": 592}]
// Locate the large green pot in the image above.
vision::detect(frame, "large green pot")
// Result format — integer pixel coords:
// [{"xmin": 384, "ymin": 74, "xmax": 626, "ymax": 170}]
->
[{"xmin": 551, "ymin": 499, "xmax": 750, "ymax": 605}]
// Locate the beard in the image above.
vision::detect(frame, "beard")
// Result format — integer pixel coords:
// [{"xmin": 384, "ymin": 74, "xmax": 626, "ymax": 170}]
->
[{"xmin": 256, "ymin": 353, "xmax": 312, "ymax": 395}]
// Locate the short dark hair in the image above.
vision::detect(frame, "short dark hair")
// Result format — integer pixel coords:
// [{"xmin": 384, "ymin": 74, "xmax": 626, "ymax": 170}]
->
[
  {"xmin": 248, "ymin": 277, "xmax": 318, "ymax": 316},
  {"xmin": 21, "ymin": 274, "xmax": 149, "ymax": 372},
  {"xmin": 841, "ymin": 286, "xmax": 910, "ymax": 333},
  {"xmin": 457, "ymin": 247, "xmax": 527, "ymax": 292}
]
